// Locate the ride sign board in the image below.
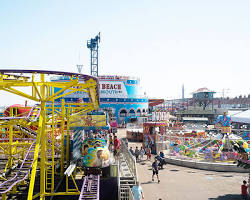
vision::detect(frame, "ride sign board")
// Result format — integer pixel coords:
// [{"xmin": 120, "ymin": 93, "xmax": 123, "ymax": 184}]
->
[{"xmin": 51, "ymin": 75, "xmax": 142, "ymax": 99}]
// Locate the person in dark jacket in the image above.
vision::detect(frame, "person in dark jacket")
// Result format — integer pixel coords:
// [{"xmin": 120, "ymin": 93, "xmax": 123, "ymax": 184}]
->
[{"xmin": 152, "ymin": 159, "xmax": 160, "ymax": 183}]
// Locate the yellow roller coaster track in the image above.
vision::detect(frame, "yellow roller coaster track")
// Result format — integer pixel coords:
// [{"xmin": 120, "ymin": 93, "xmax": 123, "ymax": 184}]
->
[{"xmin": 0, "ymin": 70, "xmax": 100, "ymax": 200}]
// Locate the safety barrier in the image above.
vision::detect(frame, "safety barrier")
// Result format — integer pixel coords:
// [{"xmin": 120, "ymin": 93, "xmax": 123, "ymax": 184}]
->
[
  {"xmin": 120, "ymin": 139, "xmax": 138, "ymax": 182},
  {"xmin": 119, "ymin": 185, "xmax": 133, "ymax": 200}
]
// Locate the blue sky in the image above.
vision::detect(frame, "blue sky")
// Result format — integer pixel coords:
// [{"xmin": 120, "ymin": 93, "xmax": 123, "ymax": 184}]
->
[{"xmin": 0, "ymin": 0, "xmax": 250, "ymax": 105}]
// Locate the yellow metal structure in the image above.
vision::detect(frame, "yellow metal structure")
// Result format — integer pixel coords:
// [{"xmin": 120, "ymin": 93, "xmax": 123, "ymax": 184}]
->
[{"xmin": 0, "ymin": 70, "xmax": 100, "ymax": 200}]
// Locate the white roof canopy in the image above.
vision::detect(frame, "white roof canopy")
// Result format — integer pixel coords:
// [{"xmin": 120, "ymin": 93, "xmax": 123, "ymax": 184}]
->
[
  {"xmin": 182, "ymin": 117, "xmax": 208, "ymax": 121},
  {"xmin": 231, "ymin": 110, "xmax": 250, "ymax": 124}
]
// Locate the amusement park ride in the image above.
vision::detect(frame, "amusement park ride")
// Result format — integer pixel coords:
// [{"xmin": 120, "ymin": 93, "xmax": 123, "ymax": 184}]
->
[{"xmin": 0, "ymin": 69, "xmax": 112, "ymax": 200}]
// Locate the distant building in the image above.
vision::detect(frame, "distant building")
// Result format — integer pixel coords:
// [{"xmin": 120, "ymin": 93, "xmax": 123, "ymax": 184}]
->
[
  {"xmin": 192, "ymin": 87, "xmax": 215, "ymax": 110},
  {"xmin": 51, "ymin": 75, "xmax": 148, "ymax": 125},
  {"xmin": 176, "ymin": 88, "xmax": 223, "ymax": 124}
]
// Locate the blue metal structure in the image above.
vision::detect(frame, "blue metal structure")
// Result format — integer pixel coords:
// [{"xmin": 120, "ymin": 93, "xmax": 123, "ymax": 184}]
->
[{"xmin": 87, "ymin": 33, "xmax": 101, "ymax": 77}]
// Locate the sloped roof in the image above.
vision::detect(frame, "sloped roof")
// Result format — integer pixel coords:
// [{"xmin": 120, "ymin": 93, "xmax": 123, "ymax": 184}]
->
[
  {"xmin": 149, "ymin": 99, "xmax": 164, "ymax": 107},
  {"xmin": 192, "ymin": 88, "xmax": 215, "ymax": 94}
]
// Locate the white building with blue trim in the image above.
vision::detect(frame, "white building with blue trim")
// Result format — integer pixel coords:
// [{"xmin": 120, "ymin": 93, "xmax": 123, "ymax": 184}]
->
[{"xmin": 51, "ymin": 75, "xmax": 148, "ymax": 125}]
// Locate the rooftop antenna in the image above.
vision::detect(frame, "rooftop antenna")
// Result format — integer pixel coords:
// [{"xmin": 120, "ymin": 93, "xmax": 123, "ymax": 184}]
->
[
  {"xmin": 76, "ymin": 64, "xmax": 83, "ymax": 73},
  {"xmin": 87, "ymin": 32, "xmax": 101, "ymax": 76},
  {"xmin": 182, "ymin": 84, "xmax": 185, "ymax": 100},
  {"xmin": 76, "ymin": 48, "xmax": 83, "ymax": 73}
]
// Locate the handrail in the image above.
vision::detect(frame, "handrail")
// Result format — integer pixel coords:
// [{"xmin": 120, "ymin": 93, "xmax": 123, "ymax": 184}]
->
[
  {"xmin": 117, "ymin": 159, "xmax": 121, "ymax": 200},
  {"xmin": 120, "ymin": 139, "xmax": 138, "ymax": 182}
]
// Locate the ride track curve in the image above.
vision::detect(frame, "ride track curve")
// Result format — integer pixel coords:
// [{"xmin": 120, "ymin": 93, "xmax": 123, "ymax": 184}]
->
[
  {"xmin": 0, "ymin": 69, "xmax": 100, "ymax": 104},
  {"xmin": 0, "ymin": 69, "xmax": 100, "ymax": 200},
  {"xmin": 0, "ymin": 141, "xmax": 36, "ymax": 194}
]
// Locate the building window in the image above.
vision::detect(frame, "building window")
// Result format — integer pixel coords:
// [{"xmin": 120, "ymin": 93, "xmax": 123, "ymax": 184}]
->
[
  {"xmin": 129, "ymin": 109, "xmax": 135, "ymax": 117},
  {"xmin": 119, "ymin": 109, "xmax": 127, "ymax": 117},
  {"xmin": 136, "ymin": 109, "xmax": 141, "ymax": 116}
]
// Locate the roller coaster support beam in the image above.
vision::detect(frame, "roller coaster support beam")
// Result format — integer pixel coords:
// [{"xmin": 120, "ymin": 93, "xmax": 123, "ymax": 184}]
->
[
  {"xmin": 0, "ymin": 70, "xmax": 100, "ymax": 200},
  {"xmin": 6, "ymin": 108, "xmax": 14, "ymax": 172},
  {"xmin": 60, "ymin": 99, "xmax": 65, "ymax": 177},
  {"xmin": 51, "ymin": 99, "xmax": 55, "ymax": 193}
]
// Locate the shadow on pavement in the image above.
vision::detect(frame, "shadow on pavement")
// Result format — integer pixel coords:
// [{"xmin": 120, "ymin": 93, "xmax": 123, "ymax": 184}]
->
[
  {"xmin": 221, "ymin": 175, "xmax": 234, "ymax": 178},
  {"xmin": 141, "ymin": 181, "xmax": 152, "ymax": 185},
  {"xmin": 208, "ymin": 194, "xmax": 242, "ymax": 200},
  {"xmin": 169, "ymin": 169, "xmax": 179, "ymax": 172},
  {"xmin": 187, "ymin": 171, "xmax": 196, "ymax": 173}
]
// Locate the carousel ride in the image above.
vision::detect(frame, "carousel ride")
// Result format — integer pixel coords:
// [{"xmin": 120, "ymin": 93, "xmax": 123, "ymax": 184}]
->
[
  {"xmin": 165, "ymin": 112, "xmax": 250, "ymax": 166},
  {"xmin": 0, "ymin": 70, "xmax": 103, "ymax": 200}
]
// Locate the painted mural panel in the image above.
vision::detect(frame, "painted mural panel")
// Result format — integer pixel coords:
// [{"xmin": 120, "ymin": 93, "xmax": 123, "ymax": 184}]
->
[
  {"xmin": 70, "ymin": 114, "xmax": 107, "ymax": 128},
  {"xmin": 81, "ymin": 138, "xmax": 110, "ymax": 168}
]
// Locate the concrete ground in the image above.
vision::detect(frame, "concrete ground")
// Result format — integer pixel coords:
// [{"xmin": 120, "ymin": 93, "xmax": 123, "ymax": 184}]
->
[{"xmin": 117, "ymin": 129, "xmax": 249, "ymax": 200}]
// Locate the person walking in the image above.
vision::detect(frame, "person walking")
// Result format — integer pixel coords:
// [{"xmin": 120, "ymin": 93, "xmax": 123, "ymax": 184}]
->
[
  {"xmin": 139, "ymin": 147, "xmax": 145, "ymax": 162},
  {"xmin": 152, "ymin": 158, "xmax": 160, "ymax": 183},
  {"xmin": 129, "ymin": 147, "xmax": 134, "ymax": 156},
  {"xmin": 109, "ymin": 134, "xmax": 113, "ymax": 151},
  {"xmin": 132, "ymin": 181, "xmax": 144, "ymax": 200},
  {"xmin": 241, "ymin": 180, "xmax": 248, "ymax": 200},
  {"xmin": 113, "ymin": 136, "xmax": 121, "ymax": 159},
  {"xmin": 160, "ymin": 151, "xmax": 165, "ymax": 159},
  {"xmin": 134, "ymin": 146, "xmax": 140, "ymax": 162},
  {"xmin": 146, "ymin": 147, "xmax": 151, "ymax": 160}
]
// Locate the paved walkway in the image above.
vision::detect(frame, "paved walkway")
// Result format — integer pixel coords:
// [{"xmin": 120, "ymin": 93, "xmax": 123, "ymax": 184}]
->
[{"xmin": 117, "ymin": 128, "xmax": 249, "ymax": 200}]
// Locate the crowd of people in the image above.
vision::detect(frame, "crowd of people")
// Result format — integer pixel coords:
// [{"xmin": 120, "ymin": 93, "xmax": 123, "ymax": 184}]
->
[
  {"xmin": 129, "ymin": 145, "xmax": 166, "ymax": 199},
  {"xmin": 129, "ymin": 146, "xmax": 153, "ymax": 162},
  {"xmin": 129, "ymin": 145, "xmax": 166, "ymax": 184}
]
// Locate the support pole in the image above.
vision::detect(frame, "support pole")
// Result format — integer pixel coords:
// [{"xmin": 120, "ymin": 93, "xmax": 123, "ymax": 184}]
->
[
  {"xmin": 40, "ymin": 73, "xmax": 46, "ymax": 200},
  {"xmin": 7, "ymin": 108, "xmax": 14, "ymax": 171},
  {"xmin": 60, "ymin": 99, "xmax": 65, "ymax": 177},
  {"xmin": 51, "ymin": 99, "xmax": 55, "ymax": 193},
  {"xmin": 66, "ymin": 106, "xmax": 70, "ymax": 192},
  {"xmin": 66, "ymin": 106, "xmax": 70, "ymax": 166}
]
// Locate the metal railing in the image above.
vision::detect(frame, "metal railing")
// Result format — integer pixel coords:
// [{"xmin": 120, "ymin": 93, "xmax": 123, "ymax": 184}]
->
[
  {"xmin": 117, "ymin": 140, "xmax": 137, "ymax": 200},
  {"xmin": 120, "ymin": 139, "xmax": 138, "ymax": 182},
  {"xmin": 119, "ymin": 186, "xmax": 133, "ymax": 200},
  {"xmin": 118, "ymin": 160, "xmax": 121, "ymax": 200}
]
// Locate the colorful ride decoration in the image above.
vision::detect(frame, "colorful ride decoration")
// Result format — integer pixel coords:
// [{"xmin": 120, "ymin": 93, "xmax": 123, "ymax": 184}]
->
[
  {"xmin": 169, "ymin": 131, "xmax": 248, "ymax": 163},
  {"xmin": 142, "ymin": 121, "xmax": 167, "ymax": 154},
  {"xmin": 169, "ymin": 132, "xmax": 207, "ymax": 159},
  {"xmin": 233, "ymin": 140, "xmax": 250, "ymax": 169},
  {"xmin": 241, "ymin": 131, "xmax": 250, "ymax": 141},
  {"xmin": 215, "ymin": 112, "xmax": 232, "ymax": 134},
  {"xmin": 81, "ymin": 138, "xmax": 110, "ymax": 168},
  {"xmin": 167, "ymin": 113, "xmax": 249, "ymax": 164}
]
